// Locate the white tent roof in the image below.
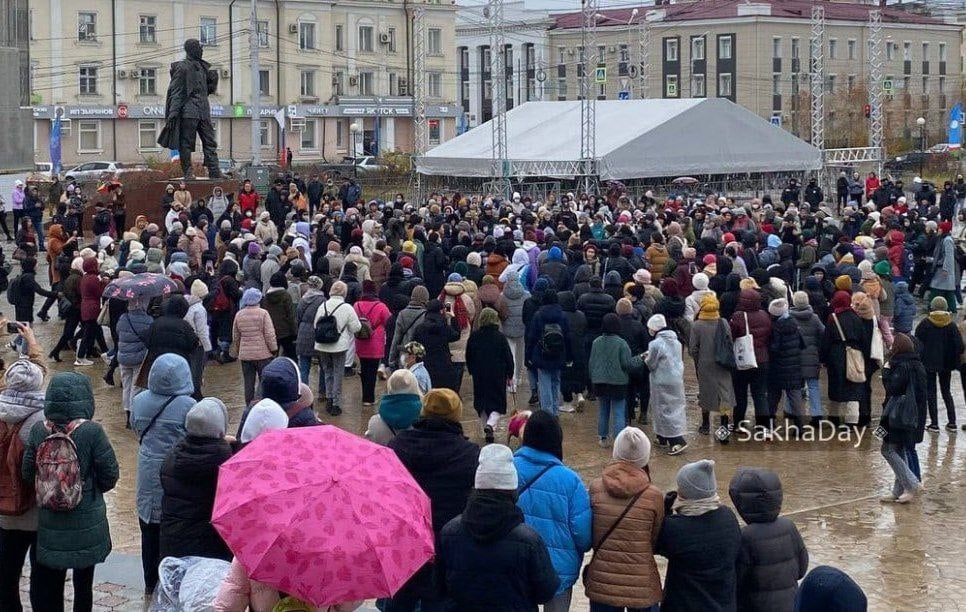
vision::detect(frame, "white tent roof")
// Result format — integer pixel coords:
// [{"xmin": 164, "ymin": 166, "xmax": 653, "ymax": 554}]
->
[{"xmin": 418, "ymin": 98, "xmax": 822, "ymax": 180}]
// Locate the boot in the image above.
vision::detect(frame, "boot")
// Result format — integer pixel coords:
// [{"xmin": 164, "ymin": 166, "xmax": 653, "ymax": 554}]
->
[
  {"xmin": 698, "ymin": 412, "xmax": 710, "ymax": 435},
  {"xmin": 181, "ymin": 159, "xmax": 194, "ymax": 180},
  {"xmin": 102, "ymin": 368, "xmax": 116, "ymax": 387},
  {"xmin": 206, "ymin": 165, "xmax": 224, "ymax": 179},
  {"xmin": 828, "ymin": 415, "xmax": 841, "ymax": 427},
  {"xmin": 718, "ymin": 415, "xmax": 730, "ymax": 444}
]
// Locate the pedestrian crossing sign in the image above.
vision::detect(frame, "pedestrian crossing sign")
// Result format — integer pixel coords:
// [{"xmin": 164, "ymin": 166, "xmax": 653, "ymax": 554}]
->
[{"xmin": 594, "ymin": 67, "xmax": 607, "ymax": 84}]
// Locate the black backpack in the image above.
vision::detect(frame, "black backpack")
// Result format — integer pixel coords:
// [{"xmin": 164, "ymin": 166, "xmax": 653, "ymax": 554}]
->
[
  {"xmin": 539, "ymin": 322, "xmax": 565, "ymax": 355},
  {"xmin": 6, "ymin": 274, "xmax": 23, "ymax": 307},
  {"xmin": 314, "ymin": 302, "xmax": 345, "ymax": 344}
]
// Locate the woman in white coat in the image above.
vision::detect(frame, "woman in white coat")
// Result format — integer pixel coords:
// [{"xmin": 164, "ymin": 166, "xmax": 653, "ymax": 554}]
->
[
  {"xmin": 644, "ymin": 314, "xmax": 688, "ymax": 455},
  {"xmin": 185, "ymin": 279, "xmax": 213, "ymax": 356}
]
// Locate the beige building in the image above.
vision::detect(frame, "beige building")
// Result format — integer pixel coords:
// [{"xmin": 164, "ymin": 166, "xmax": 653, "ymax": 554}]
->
[
  {"xmin": 29, "ymin": 0, "xmax": 459, "ymax": 167},
  {"xmin": 546, "ymin": 0, "xmax": 962, "ymax": 153}
]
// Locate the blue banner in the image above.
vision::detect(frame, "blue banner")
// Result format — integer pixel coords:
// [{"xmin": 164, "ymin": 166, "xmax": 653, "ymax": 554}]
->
[
  {"xmin": 168, "ymin": 148, "xmax": 180, "ymax": 162},
  {"xmin": 948, "ymin": 103, "xmax": 963, "ymax": 150},
  {"xmin": 49, "ymin": 115, "xmax": 62, "ymax": 175}
]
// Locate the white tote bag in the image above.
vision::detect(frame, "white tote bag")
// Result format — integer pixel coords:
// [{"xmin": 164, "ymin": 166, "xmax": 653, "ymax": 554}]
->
[
  {"xmin": 870, "ymin": 316, "xmax": 885, "ymax": 364},
  {"xmin": 733, "ymin": 312, "xmax": 758, "ymax": 371}
]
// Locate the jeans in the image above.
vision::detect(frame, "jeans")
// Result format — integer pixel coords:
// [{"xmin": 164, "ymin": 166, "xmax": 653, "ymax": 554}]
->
[
  {"xmin": 528, "ymin": 366, "xmax": 539, "ymax": 398},
  {"xmin": 360, "ymin": 357, "xmax": 380, "ymax": 403},
  {"xmin": 507, "ymin": 335, "xmax": 525, "ymax": 391},
  {"xmin": 926, "ymin": 370, "xmax": 956, "ymax": 426},
  {"xmin": 119, "ymin": 364, "xmax": 141, "ymax": 413},
  {"xmin": 804, "ymin": 378, "xmax": 823, "ymax": 417},
  {"xmin": 241, "ymin": 358, "xmax": 271, "ymax": 405},
  {"xmin": 537, "ymin": 369, "xmax": 561, "ymax": 415},
  {"xmin": 905, "ymin": 443, "xmax": 922, "ymax": 481},
  {"xmin": 589, "ymin": 603, "xmax": 658, "ymax": 612},
  {"xmin": 28, "ymin": 211, "xmax": 44, "ymax": 250},
  {"xmin": 767, "ymin": 385, "xmax": 802, "ymax": 419},
  {"xmin": 298, "ymin": 353, "xmax": 325, "ymax": 398},
  {"xmin": 320, "ymin": 350, "xmax": 347, "ymax": 407},
  {"xmin": 881, "ymin": 442, "xmax": 919, "ymax": 497},
  {"xmin": 0, "ymin": 528, "xmax": 38, "ymax": 612},
  {"xmin": 31, "ymin": 563, "xmax": 95, "ymax": 612},
  {"xmin": 732, "ymin": 363, "xmax": 769, "ymax": 424},
  {"xmin": 544, "ymin": 587, "xmax": 573, "ymax": 612},
  {"xmin": 598, "ymin": 395, "xmax": 627, "ymax": 441},
  {"xmin": 139, "ymin": 519, "xmax": 161, "ymax": 592}
]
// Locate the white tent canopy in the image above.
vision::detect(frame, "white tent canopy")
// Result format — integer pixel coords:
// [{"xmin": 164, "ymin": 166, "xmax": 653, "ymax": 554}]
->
[{"xmin": 417, "ymin": 98, "xmax": 822, "ymax": 180}]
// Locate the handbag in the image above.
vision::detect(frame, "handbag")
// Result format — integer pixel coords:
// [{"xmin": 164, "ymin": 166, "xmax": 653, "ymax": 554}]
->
[
  {"xmin": 832, "ymin": 313, "xmax": 866, "ymax": 383},
  {"xmin": 581, "ymin": 489, "xmax": 645, "ymax": 584},
  {"xmin": 714, "ymin": 319, "xmax": 736, "ymax": 370},
  {"xmin": 96, "ymin": 302, "xmax": 110, "ymax": 327},
  {"xmin": 870, "ymin": 316, "xmax": 885, "ymax": 364},
  {"xmin": 882, "ymin": 383, "xmax": 918, "ymax": 431},
  {"xmin": 733, "ymin": 312, "xmax": 758, "ymax": 371}
]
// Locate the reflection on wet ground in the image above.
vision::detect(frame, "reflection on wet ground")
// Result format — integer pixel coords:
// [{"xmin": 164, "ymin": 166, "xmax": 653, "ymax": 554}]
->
[{"xmin": 26, "ymin": 317, "xmax": 966, "ymax": 611}]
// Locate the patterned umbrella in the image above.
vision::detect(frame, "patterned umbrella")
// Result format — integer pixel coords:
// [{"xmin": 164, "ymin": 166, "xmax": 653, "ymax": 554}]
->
[{"xmin": 102, "ymin": 273, "xmax": 180, "ymax": 301}]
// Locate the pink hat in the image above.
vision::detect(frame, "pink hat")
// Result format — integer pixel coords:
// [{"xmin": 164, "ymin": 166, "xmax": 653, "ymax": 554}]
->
[{"xmin": 633, "ymin": 269, "xmax": 652, "ymax": 285}]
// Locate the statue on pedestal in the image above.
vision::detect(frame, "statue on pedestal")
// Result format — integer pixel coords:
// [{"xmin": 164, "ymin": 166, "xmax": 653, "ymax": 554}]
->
[{"xmin": 157, "ymin": 39, "xmax": 222, "ymax": 179}]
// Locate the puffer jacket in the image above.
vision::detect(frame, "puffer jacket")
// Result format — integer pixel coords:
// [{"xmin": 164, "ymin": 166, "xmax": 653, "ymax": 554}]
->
[
  {"xmin": 117, "ymin": 309, "xmax": 153, "ymax": 367},
  {"xmin": 498, "ymin": 274, "xmax": 529, "ymax": 338},
  {"xmin": 646, "ymin": 244, "xmax": 670, "ymax": 282},
  {"xmin": 768, "ymin": 315, "xmax": 804, "ymax": 389},
  {"xmin": 242, "ymin": 255, "xmax": 262, "ymax": 291},
  {"xmin": 729, "ymin": 468, "xmax": 808, "ymax": 612},
  {"xmin": 259, "ymin": 252, "xmax": 280, "ymax": 293},
  {"xmin": 79, "ymin": 258, "xmax": 105, "ymax": 322},
  {"xmin": 130, "ymin": 354, "xmax": 196, "ymax": 524},
  {"xmin": 389, "ymin": 303, "xmax": 428, "ymax": 368},
  {"xmin": 485, "ymin": 253, "xmax": 509, "ymax": 287},
  {"xmin": 789, "ymin": 305, "xmax": 825, "ymax": 379},
  {"xmin": 261, "ymin": 287, "xmax": 297, "ymax": 340},
  {"xmin": 526, "ymin": 303, "xmax": 571, "ymax": 370},
  {"xmin": 892, "ymin": 281, "xmax": 916, "ymax": 333},
  {"xmin": 23, "ymin": 373, "xmax": 119, "ymax": 570},
  {"xmin": 914, "ymin": 311, "xmax": 964, "ymax": 373},
  {"xmin": 584, "ymin": 461, "xmax": 665, "ymax": 609},
  {"xmin": 730, "ymin": 289, "xmax": 772, "ymax": 364},
  {"xmin": 314, "ymin": 295, "xmax": 362, "ymax": 353},
  {"xmin": 354, "ymin": 298, "xmax": 391, "ymax": 359},
  {"xmin": 0, "ymin": 361, "xmax": 47, "ymax": 532},
  {"xmin": 232, "ymin": 306, "xmax": 278, "ymax": 361},
  {"xmin": 578, "ymin": 288, "xmax": 616, "ymax": 335},
  {"xmin": 185, "ymin": 295, "xmax": 212, "ymax": 352},
  {"xmin": 513, "ymin": 447, "xmax": 592, "ymax": 594},
  {"xmin": 294, "ymin": 290, "xmax": 325, "ymax": 357}
]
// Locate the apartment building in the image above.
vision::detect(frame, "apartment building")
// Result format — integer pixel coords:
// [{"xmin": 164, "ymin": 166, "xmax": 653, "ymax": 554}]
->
[
  {"xmin": 548, "ymin": 0, "xmax": 962, "ymax": 149},
  {"xmin": 29, "ymin": 0, "xmax": 459, "ymax": 167},
  {"xmin": 0, "ymin": 0, "xmax": 32, "ymax": 170},
  {"xmin": 456, "ymin": 2, "xmax": 553, "ymax": 129}
]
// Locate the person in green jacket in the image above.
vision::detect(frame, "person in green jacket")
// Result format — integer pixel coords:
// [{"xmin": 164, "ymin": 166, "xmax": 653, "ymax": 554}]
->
[
  {"xmin": 21, "ymin": 372, "xmax": 119, "ymax": 612},
  {"xmin": 590, "ymin": 313, "xmax": 644, "ymax": 447}
]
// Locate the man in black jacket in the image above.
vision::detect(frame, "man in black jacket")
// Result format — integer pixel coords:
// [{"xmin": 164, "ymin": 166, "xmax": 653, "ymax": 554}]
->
[
  {"xmin": 388, "ymin": 388, "xmax": 480, "ymax": 612},
  {"xmin": 438, "ymin": 443, "xmax": 559, "ymax": 611}
]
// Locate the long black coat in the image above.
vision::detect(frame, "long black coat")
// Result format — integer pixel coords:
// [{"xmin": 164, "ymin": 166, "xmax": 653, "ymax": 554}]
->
[
  {"xmin": 819, "ymin": 310, "xmax": 868, "ymax": 402},
  {"xmin": 559, "ymin": 292, "xmax": 588, "ymax": 392},
  {"xmin": 413, "ymin": 312, "xmax": 462, "ymax": 392},
  {"xmin": 913, "ymin": 317, "xmax": 964, "ymax": 373},
  {"xmin": 465, "ymin": 325, "xmax": 514, "ymax": 415},
  {"xmin": 137, "ymin": 314, "xmax": 204, "ymax": 395},
  {"xmin": 423, "ymin": 243, "xmax": 449, "ymax": 298},
  {"xmin": 768, "ymin": 316, "xmax": 805, "ymax": 390},
  {"xmin": 881, "ymin": 352, "xmax": 929, "ymax": 445},
  {"xmin": 159, "ymin": 436, "xmax": 233, "ymax": 561}
]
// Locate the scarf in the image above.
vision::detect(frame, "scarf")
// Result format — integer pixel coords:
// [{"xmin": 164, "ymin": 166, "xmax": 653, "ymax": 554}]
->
[
  {"xmin": 673, "ymin": 493, "xmax": 721, "ymax": 517},
  {"xmin": 442, "ymin": 291, "xmax": 470, "ymax": 330}
]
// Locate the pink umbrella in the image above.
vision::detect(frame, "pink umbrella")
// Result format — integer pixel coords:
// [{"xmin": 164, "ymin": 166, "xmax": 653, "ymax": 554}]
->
[{"xmin": 212, "ymin": 426, "xmax": 434, "ymax": 607}]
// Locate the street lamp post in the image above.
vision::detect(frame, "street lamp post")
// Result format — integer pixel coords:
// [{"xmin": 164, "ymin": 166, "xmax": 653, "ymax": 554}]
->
[
  {"xmin": 349, "ymin": 121, "xmax": 362, "ymax": 177},
  {"xmin": 916, "ymin": 116, "xmax": 926, "ymax": 179}
]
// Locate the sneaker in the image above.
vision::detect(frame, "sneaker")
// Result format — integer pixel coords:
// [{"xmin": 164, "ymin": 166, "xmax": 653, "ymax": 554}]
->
[
  {"xmin": 667, "ymin": 442, "xmax": 688, "ymax": 456},
  {"xmin": 484, "ymin": 425, "xmax": 495, "ymax": 444},
  {"xmin": 575, "ymin": 393, "xmax": 586, "ymax": 412},
  {"xmin": 559, "ymin": 402, "xmax": 576, "ymax": 413},
  {"xmin": 896, "ymin": 491, "xmax": 915, "ymax": 504},
  {"xmin": 327, "ymin": 405, "xmax": 343, "ymax": 416},
  {"xmin": 926, "ymin": 423, "xmax": 941, "ymax": 433},
  {"xmin": 73, "ymin": 359, "xmax": 94, "ymax": 366},
  {"xmin": 362, "ymin": 402, "xmax": 373, "ymax": 407},
  {"xmin": 598, "ymin": 437, "xmax": 609, "ymax": 448},
  {"xmin": 879, "ymin": 493, "xmax": 899, "ymax": 503},
  {"xmin": 945, "ymin": 423, "xmax": 958, "ymax": 432}
]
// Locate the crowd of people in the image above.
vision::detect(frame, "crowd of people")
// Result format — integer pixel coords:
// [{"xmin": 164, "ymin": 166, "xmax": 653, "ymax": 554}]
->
[{"xmin": 0, "ymin": 169, "xmax": 962, "ymax": 610}]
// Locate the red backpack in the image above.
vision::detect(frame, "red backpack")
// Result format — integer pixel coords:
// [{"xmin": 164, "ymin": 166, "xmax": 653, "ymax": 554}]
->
[
  {"xmin": 0, "ymin": 421, "xmax": 32, "ymax": 516},
  {"xmin": 34, "ymin": 419, "xmax": 86, "ymax": 512},
  {"xmin": 210, "ymin": 277, "xmax": 231, "ymax": 313}
]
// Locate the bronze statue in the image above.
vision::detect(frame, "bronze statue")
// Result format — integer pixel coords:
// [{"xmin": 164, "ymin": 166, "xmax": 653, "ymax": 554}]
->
[{"xmin": 158, "ymin": 39, "xmax": 222, "ymax": 179}]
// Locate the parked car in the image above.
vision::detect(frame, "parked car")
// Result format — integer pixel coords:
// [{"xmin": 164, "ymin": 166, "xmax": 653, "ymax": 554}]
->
[
  {"xmin": 349, "ymin": 156, "xmax": 384, "ymax": 173},
  {"xmin": 884, "ymin": 147, "xmax": 954, "ymax": 175},
  {"xmin": 31, "ymin": 163, "xmax": 53, "ymax": 180},
  {"xmin": 64, "ymin": 161, "xmax": 138, "ymax": 183}
]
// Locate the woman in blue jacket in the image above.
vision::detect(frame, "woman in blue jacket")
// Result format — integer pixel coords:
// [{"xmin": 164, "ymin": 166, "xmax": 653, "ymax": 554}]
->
[{"xmin": 513, "ymin": 410, "xmax": 592, "ymax": 612}]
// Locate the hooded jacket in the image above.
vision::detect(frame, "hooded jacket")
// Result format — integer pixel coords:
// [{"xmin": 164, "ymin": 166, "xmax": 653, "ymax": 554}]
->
[
  {"xmin": 232, "ymin": 303, "xmax": 278, "ymax": 361},
  {"xmin": 789, "ymin": 305, "xmax": 825, "ymax": 379},
  {"xmin": 438, "ymin": 490, "xmax": 560, "ymax": 611},
  {"xmin": 294, "ymin": 289, "xmax": 326, "ymax": 357},
  {"xmin": 185, "ymin": 293, "xmax": 213, "ymax": 352},
  {"xmin": 880, "ymin": 351, "xmax": 928, "ymax": 445},
  {"xmin": 498, "ymin": 273, "xmax": 529, "ymax": 338},
  {"xmin": 0, "ymin": 359, "xmax": 46, "ymax": 532},
  {"xmin": 729, "ymin": 468, "xmax": 808, "ymax": 612},
  {"xmin": 730, "ymin": 290, "xmax": 773, "ymax": 364},
  {"xmin": 116, "ymin": 308, "xmax": 154, "ymax": 367},
  {"xmin": 892, "ymin": 281, "xmax": 916, "ymax": 333},
  {"xmin": 130, "ymin": 354, "xmax": 196, "ymax": 523},
  {"xmin": 768, "ymin": 315, "xmax": 805, "ymax": 389},
  {"xmin": 914, "ymin": 310, "xmax": 964, "ymax": 373},
  {"xmin": 22, "ymin": 373, "xmax": 119, "ymax": 570},
  {"xmin": 79, "ymin": 257, "xmax": 105, "ymax": 322},
  {"xmin": 261, "ymin": 287, "xmax": 297, "ymax": 341}
]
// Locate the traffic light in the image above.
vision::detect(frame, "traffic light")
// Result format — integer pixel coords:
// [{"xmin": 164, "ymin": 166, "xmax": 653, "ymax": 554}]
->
[{"xmin": 863, "ymin": 104, "xmax": 871, "ymax": 118}]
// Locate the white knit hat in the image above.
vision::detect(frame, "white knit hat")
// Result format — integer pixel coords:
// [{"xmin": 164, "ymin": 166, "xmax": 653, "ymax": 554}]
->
[
  {"xmin": 613, "ymin": 427, "xmax": 651, "ymax": 468},
  {"xmin": 646, "ymin": 314, "xmax": 667, "ymax": 333},
  {"xmin": 475, "ymin": 444, "xmax": 518, "ymax": 491},
  {"xmin": 239, "ymin": 399, "xmax": 288, "ymax": 443}
]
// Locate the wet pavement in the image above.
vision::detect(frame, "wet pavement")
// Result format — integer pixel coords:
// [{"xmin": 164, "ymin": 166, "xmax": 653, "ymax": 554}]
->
[{"xmin": 17, "ymin": 314, "xmax": 966, "ymax": 611}]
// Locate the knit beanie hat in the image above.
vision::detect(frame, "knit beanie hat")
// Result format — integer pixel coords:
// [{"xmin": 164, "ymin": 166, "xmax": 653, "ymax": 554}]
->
[
  {"xmin": 522, "ymin": 410, "xmax": 563, "ymax": 460},
  {"xmin": 240, "ymin": 288, "xmax": 263, "ymax": 308},
  {"xmin": 768, "ymin": 298, "xmax": 789, "ymax": 318},
  {"xmin": 329, "ymin": 281, "xmax": 347, "ymax": 297},
  {"xmin": 616, "ymin": 297, "xmax": 634, "ymax": 316},
  {"xmin": 387, "ymin": 369, "xmax": 422, "ymax": 396},
  {"xmin": 466, "ymin": 252, "xmax": 482, "ymax": 267},
  {"xmin": 692, "ymin": 272, "xmax": 709, "ymax": 291},
  {"xmin": 676, "ymin": 459, "xmax": 718, "ymax": 500},
  {"xmin": 930, "ymin": 296, "xmax": 948, "ymax": 312},
  {"xmin": 4, "ymin": 358, "xmax": 43, "ymax": 392},
  {"xmin": 647, "ymin": 313, "xmax": 667, "ymax": 333},
  {"xmin": 792, "ymin": 290, "xmax": 810, "ymax": 308},
  {"xmin": 448, "ymin": 272, "xmax": 464, "ymax": 283},
  {"xmin": 185, "ymin": 398, "xmax": 229, "ymax": 439},
  {"xmin": 834, "ymin": 275, "xmax": 853, "ymax": 292},
  {"xmin": 633, "ymin": 269, "xmax": 651, "ymax": 285},
  {"xmin": 260, "ymin": 357, "xmax": 302, "ymax": 406},
  {"xmin": 421, "ymin": 388, "xmax": 463, "ymax": 423},
  {"xmin": 239, "ymin": 399, "xmax": 289, "ymax": 443},
  {"xmin": 410, "ymin": 285, "xmax": 429, "ymax": 305},
  {"xmin": 190, "ymin": 279, "xmax": 209, "ymax": 300},
  {"xmin": 475, "ymin": 444, "xmax": 518, "ymax": 491},
  {"xmin": 613, "ymin": 426, "xmax": 651, "ymax": 468},
  {"xmin": 270, "ymin": 271, "xmax": 288, "ymax": 289},
  {"xmin": 873, "ymin": 260, "xmax": 891, "ymax": 277}
]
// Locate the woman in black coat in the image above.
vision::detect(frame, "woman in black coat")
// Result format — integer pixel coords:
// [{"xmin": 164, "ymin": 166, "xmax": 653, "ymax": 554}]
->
[
  {"xmin": 465, "ymin": 307, "xmax": 514, "ymax": 443},
  {"xmin": 559, "ymin": 291, "xmax": 588, "ymax": 411},
  {"xmin": 159, "ymin": 398, "xmax": 233, "ymax": 561},
  {"xmin": 137, "ymin": 295, "xmax": 204, "ymax": 397},
  {"xmin": 718, "ymin": 273, "xmax": 742, "ymax": 322},
  {"xmin": 879, "ymin": 333, "xmax": 928, "ymax": 503},
  {"xmin": 412, "ymin": 299, "xmax": 461, "ymax": 392},
  {"xmin": 12, "ymin": 257, "xmax": 58, "ymax": 324},
  {"xmin": 819, "ymin": 291, "xmax": 869, "ymax": 427}
]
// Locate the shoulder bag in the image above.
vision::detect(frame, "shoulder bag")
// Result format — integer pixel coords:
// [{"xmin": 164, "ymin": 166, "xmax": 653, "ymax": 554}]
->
[
  {"xmin": 137, "ymin": 396, "xmax": 178, "ymax": 444},
  {"xmin": 832, "ymin": 313, "xmax": 866, "ymax": 383},
  {"xmin": 517, "ymin": 464, "xmax": 557, "ymax": 497},
  {"xmin": 581, "ymin": 489, "xmax": 646, "ymax": 584},
  {"xmin": 733, "ymin": 312, "xmax": 758, "ymax": 371},
  {"xmin": 714, "ymin": 318, "xmax": 736, "ymax": 370},
  {"xmin": 882, "ymin": 381, "xmax": 919, "ymax": 431}
]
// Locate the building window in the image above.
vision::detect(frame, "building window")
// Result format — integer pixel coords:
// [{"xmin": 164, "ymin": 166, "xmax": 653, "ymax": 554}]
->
[
  {"xmin": 557, "ymin": 46, "xmax": 566, "ymax": 64},
  {"xmin": 847, "ymin": 39, "xmax": 856, "ymax": 60},
  {"xmin": 887, "ymin": 41, "xmax": 894, "ymax": 61},
  {"xmin": 597, "ymin": 82, "xmax": 605, "ymax": 98},
  {"xmin": 922, "ymin": 42, "xmax": 929, "ymax": 61},
  {"xmin": 256, "ymin": 21, "xmax": 269, "ymax": 47},
  {"xmin": 139, "ymin": 68, "xmax": 157, "ymax": 95},
  {"xmin": 506, "ymin": 47, "xmax": 514, "ymax": 72},
  {"xmin": 460, "ymin": 80, "xmax": 468, "ymax": 101},
  {"xmin": 903, "ymin": 75, "xmax": 910, "ymax": 91},
  {"xmin": 577, "ymin": 46, "xmax": 585, "ymax": 62},
  {"xmin": 827, "ymin": 74, "xmax": 836, "ymax": 93},
  {"xmin": 618, "ymin": 44, "xmax": 629, "ymax": 76},
  {"xmin": 428, "ymin": 28, "xmax": 441, "ymax": 55},
  {"xmin": 527, "ymin": 77, "xmax": 535, "ymax": 100},
  {"xmin": 772, "ymin": 74, "xmax": 780, "ymax": 95},
  {"xmin": 428, "ymin": 72, "xmax": 441, "ymax": 97},
  {"xmin": 299, "ymin": 22, "xmax": 316, "ymax": 50},
  {"xmin": 665, "ymin": 38, "xmax": 678, "ymax": 61},
  {"xmin": 483, "ymin": 79, "xmax": 492, "ymax": 100},
  {"xmin": 390, "ymin": 72, "xmax": 399, "ymax": 96},
  {"xmin": 359, "ymin": 71, "xmax": 374, "ymax": 95},
  {"xmin": 258, "ymin": 119, "xmax": 271, "ymax": 147},
  {"xmin": 359, "ymin": 26, "xmax": 374, "ymax": 52},
  {"xmin": 335, "ymin": 25, "xmax": 344, "ymax": 51},
  {"xmin": 526, "ymin": 44, "xmax": 535, "ymax": 69},
  {"xmin": 78, "ymin": 12, "xmax": 97, "ymax": 41},
  {"xmin": 336, "ymin": 120, "xmax": 345, "ymax": 148},
  {"xmin": 772, "ymin": 37, "xmax": 781, "ymax": 59},
  {"xmin": 719, "ymin": 35, "xmax": 733, "ymax": 59},
  {"xmin": 692, "ymin": 37, "xmax": 705, "ymax": 61},
  {"xmin": 482, "ymin": 47, "xmax": 492, "ymax": 69},
  {"xmin": 939, "ymin": 42, "xmax": 947, "ymax": 62},
  {"xmin": 664, "ymin": 74, "xmax": 678, "ymax": 97},
  {"xmin": 139, "ymin": 15, "xmax": 156, "ymax": 43},
  {"xmin": 78, "ymin": 120, "xmax": 100, "ymax": 151},
  {"xmin": 301, "ymin": 119, "xmax": 316, "ymax": 150},
  {"xmin": 79, "ymin": 66, "xmax": 97, "ymax": 94},
  {"xmin": 718, "ymin": 73, "xmax": 733, "ymax": 97},
  {"xmin": 460, "ymin": 47, "xmax": 469, "ymax": 69},
  {"xmin": 258, "ymin": 69, "xmax": 270, "ymax": 95},
  {"xmin": 429, "ymin": 119, "xmax": 441, "ymax": 145},
  {"xmin": 939, "ymin": 76, "xmax": 946, "ymax": 93},
  {"xmin": 200, "ymin": 18, "xmax": 217, "ymax": 45},
  {"xmin": 334, "ymin": 70, "xmax": 345, "ymax": 95},
  {"xmin": 791, "ymin": 74, "xmax": 799, "ymax": 95},
  {"xmin": 922, "ymin": 76, "xmax": 928, "ymax": 93},
  {"xmin": 847, "ymin": 74, "xmax": 855, "ymax": 92},
  {"xmin": 300, "ymin": 70, "xmax": 315, "ymax": 97},
  {"xmin": 692, "ymin": 74, "xmax": 705, "ymax": 97},
  {"xmin": 557, "ymin": 77, "xmax": 567, "ymax": 99},
  {"xmin": 828, "ymin": 39, "xmax": 837, "ymax": 60},
  {"xmin": 597, "ymin": 45, "xmax": 605, "ymax": 63},
  {"xmin": 902, "ymin": 41, "xmax": 910, "ymax": 61},
  {"xmin": 388, "ymin": 27, "xmax": 397, "ymax": 53},
  {"xmin": 138, "ymin": 121, "xmax": 159, "ymax": 149}
]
